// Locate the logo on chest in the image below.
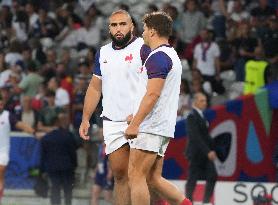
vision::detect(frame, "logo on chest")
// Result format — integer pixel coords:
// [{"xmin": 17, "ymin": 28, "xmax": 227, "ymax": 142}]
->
[{"xmin": 125, "ymin": 54, "xmax": 133, "ymax": 63}]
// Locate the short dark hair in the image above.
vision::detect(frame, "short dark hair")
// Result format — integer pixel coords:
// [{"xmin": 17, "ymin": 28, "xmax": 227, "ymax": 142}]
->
[{"xmin": 142, "ymin": 11, "xmax": 173, "ymax": 38}]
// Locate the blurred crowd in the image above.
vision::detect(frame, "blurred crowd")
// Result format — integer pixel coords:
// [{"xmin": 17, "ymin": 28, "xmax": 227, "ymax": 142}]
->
[
  {"xmin": 0, "ymin": 0, "xmax": 277, "ymax": 202},
  {"xmin": 0, "ymin": 0, "xmax": 277, "ymax": 125}
]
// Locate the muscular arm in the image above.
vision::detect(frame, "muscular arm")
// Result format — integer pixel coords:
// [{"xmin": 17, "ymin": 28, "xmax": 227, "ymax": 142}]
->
[
  {"xmin": 79, "ymin": 75, "xmax": 102, "ymax": 140},
  {"xmin": 82, "ymin": 76, "xmax": 102, "ymax": 121}
]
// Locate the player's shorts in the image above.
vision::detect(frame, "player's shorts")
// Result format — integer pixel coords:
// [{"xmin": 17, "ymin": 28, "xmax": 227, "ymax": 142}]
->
[
  {"xmin": 129, "ymin": 133, "xmax": 170, "ymax": 157},
  {"xmin": 103, "ymin": 120, "xmax": 129, "ymax": 155},
  {"xmin": 0, "ymin": 151, "xmax": 9, "ymax": 166},
  {"xmin": 94, "ymin": 172, "xmax": 114, "ymax": 190}
]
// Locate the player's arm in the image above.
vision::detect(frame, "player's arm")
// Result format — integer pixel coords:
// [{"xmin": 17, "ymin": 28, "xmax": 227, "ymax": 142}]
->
[
  {"xmin": 79, "ymin": 75, "xmax": 102, "ymax": 140},
  {"xmin": 80, "ymin": 49, "xmax": 102, "ymax": 140},
  {"xmin": 129, "ymin": 78, "xmax": 164, "ymax": 127},
  {"xmin": 82, "ymin": 76, "xmax": 102, "ymax": 121},
  {"xmin": 126, "ymin": 51, "xmax": 172, "ymax": 138}
]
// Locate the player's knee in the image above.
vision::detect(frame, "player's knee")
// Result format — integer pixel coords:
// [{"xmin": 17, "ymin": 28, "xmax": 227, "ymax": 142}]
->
[
  {"xmin": 112, "ymin": 166, "xmax": 128, "ymax": 182},
  {"xmin": 147, "ymin": 174, "xmax": 161, "ymax": 189},
  {"xmin": 128, "ymin": 167, "xmax": 145, "ymax": 185}
]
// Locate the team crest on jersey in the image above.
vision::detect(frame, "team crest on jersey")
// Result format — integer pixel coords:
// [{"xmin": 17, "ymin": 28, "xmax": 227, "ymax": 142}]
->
[
  {"xmin": 103, "ymin": 59, "xmax": 107, "ymax": 63},
  {"xmin": 138, "ymin": 66, "xmax": 144, "ymax": 73},
  {"xmin": 125, "ymin": 54, "xmax": 133, "ymax": 63}
]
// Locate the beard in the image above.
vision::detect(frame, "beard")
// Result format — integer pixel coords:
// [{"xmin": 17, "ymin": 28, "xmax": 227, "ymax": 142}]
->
[{"xmin": 110, "ymin": 31, "xmax": 132, "ymax": 48}]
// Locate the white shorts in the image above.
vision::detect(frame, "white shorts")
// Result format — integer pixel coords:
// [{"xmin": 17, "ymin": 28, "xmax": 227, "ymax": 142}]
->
[
  {"xmin": 103, "ymin": 120, "xmax": 129, "ymax": 155},
  {"xmin": 129, "ymin": 133, "xmax": 170, "ymax": 157},
  {"xmin": 0, "ymin": 151, "xmax": 9, "ymax": 166}
]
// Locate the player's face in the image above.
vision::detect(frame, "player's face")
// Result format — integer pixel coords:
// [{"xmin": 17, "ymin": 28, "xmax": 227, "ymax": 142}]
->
[
  {"xmin": 109, "ymin": 13, "xmax": 133, "ymax": 47},
  {"xmin": 142, "ymin": 24, "xmax": 151, "ymax": 46}
]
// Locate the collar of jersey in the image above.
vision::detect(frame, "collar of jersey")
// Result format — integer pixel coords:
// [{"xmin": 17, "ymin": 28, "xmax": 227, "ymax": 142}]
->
[
  {"xmin": 152, "ymin": 44, "xmax": 172, "ymax": 51},
  {"xmin": 112, "ymin": 36, "xmax": 137, "ymax": 50}
]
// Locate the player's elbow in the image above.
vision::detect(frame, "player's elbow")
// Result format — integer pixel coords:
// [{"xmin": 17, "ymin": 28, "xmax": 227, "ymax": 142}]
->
[{"xmin": 146, "ymin": 92, "xmax": 160, "ymax": 101}]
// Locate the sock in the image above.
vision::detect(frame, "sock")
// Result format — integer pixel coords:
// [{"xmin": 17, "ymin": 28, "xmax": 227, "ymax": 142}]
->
[{"xmin": 180, "ymin": 197, "xmax": 192, "ymax": 205}]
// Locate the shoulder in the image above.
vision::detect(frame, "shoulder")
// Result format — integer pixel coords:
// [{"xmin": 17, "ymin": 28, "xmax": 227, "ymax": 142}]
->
[
  {"xmin": 99, "ymin": 42, "xmax": 113, "ymax": 53},
  {"xmin": 146, "ymin": 51, "xmax": 173, "ymax": 70}
]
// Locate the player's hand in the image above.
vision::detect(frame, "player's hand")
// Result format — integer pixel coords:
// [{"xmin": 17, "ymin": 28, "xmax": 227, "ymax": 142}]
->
[
  {"xmin": 125, "ymin": 124, "xmax": 139, "ymax": 139},
  {"xmin": 126, "ymin": 114, "xmax": 133, "ymax": 125},
  {"xmin": 208, "ymin": 151, "xmax": 217, "ymax": 161},
  {"xmin": 79, "ymin": 121, "xmax": 90, "ymax": 140}
]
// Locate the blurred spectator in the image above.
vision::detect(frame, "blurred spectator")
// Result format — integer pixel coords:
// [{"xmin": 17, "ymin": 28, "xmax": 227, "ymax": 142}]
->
[
  {"xmin": 60, "ymin": 48, "xmax": 78, "ymax": 77},
  {"xmin": 193, "ymin": 29, "xmax": 225, "ymax": 94},
  {"xmin": 0, "ymin": 85, "xmax": 20, "ymax": 113},
  {"xmin": 185, "ymin": 93, "xmax": 217, "ymax": 204},
  {"xmin": 11, "ymin": 10, "xmax": 29, "ymax": 42},
  {"xmin": 47, "ymin": 76, "xmax": 70, "ymax": 110},
  {"xmin": 232, "ymin": 22, "xmax": 258, "ymax": 81},
  {"xmin": 72, "ymin": 77, "xmax": 87, "ymax": 130},
  {"xmin": 250, "ymin": 0, "xmax": 276, "ymax": 22},
  {"xmin": 91, "ymin": 132, "xmax": 113, "ymax": 205},
  {"xmin": 243, "ymin": 46, "xmax": 269, "ymax": 94},
  {"xmin": 31, "ymin": 8, "xmax": 59, "ymax": 39},
  {"xmin": 162, "ymin": 4, "xmax": 182, "ymax": 34},
  {"xmin": 177, "ymin": 79, "xmax": 191, "ymax": 120},
  {"xmin": 74, "ymin": 58, "xmax": 92, "ymax": 86},
  {"xmin": 16, "ymin": 95, "xmax": 38, "ymax": 128},
  {"xmin": 228, "ymin": 0, "xmax": 250, "ymax": 23},
  {"xmin": 217, "ymin": 39, "xmax": 235, "ymax": 71},
  {"xmin": 179, "ymin": 0, "xmax": 207, "ymax": 44},
  {"xmin": 211, "ymin": 0, "xmax": 229, "ymax": 40},
  {"xmin": 76, "ymin": 14, "xmax": 101, "ymax": 48},
  {"xmin": 250, "ymin": 0, "xmax": 276, "ymax": 39},
  {"xmin": 261, "ymin": 17, "xmax": 278, "ymax": 64},
  {"xmin": 56, "ymin": 62, "xmax": 73, "ymax": 99},
  {"xmin": 37, "ymin": 89, "xmax": 63, "ymax": 133},
  {"xmin": 0, "ymin": 52, "xmax": 11, "ymax": 88},
  {"xmin": 55, "ymin": 15, "xmax": 79, "ymax": 48},
  {"xmin": 4, "ymin": 40, "xmax": 23, "ymax": 66},
  {"xmin": 41, "ymin": 112, "xmax": 77, "ymax": 205},
  {"xmin": 14, "ymin": 60, "xmax": 44, "ymax": 97},
  {"xmin": 25, "ymin": 2, "xmax": 39, "ymax": 35}
]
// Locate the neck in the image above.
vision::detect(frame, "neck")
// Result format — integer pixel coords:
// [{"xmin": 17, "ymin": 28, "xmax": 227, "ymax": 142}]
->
[{"xmin": 149, "ymin": 38, "xmax": 169, "ymax": 50}]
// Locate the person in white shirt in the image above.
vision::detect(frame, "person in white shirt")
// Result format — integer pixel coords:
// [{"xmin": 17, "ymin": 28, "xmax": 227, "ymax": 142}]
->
[
  {"xmin": 79, "ymin": 10, "xmax": 151, "ymax": 205},
  {"xmin": 125, "ymin": 11, "xmax": 191, "ymax": 205},
  {"xmin": 47, "ymin": 77, "xmax": 70, "ymax": 109},
  {"xmin": 193, "ymin": 29, "xmax": 223, "ymax": 94},
  {"xmin": 0, "ymin": 94, "xmax": 35, "ymax": 204}
]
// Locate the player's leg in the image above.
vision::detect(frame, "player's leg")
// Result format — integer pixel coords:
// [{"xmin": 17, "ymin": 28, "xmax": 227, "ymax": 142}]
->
[
  {"xmin": 91, "ymin": 184, "xmax": 102, "ymax": 205},
  {"xmin": 104, "ymin": 120, "xmax": 131, "ymax": 205},
  {"xmin": 108, "ymin": 144, "xmax": 130, "ymax": 205},
  {"xmin": 128, "ymin": 148, "xmax": 157, "ymax": 205},
  {"xmin": 0, "ymin": 165, "xmax": 6, "ymax": 203},
  {"xmin": 203, "ymin": 161, "xmax": 217, "ymax": 203},
  {"xmin": 0, "ymin": 152, "xmax": 9, "ymax": 204},
  {"xmin": 103, "ymin": 189, "xmax": 113, "ymax": 204},
  {"xmin": 148, "ymin": 157, "xmax": 191, "ymax": 205},
  {"xmin": 185, "ymin": 161, "xmax": 199, "ymax": 202}
]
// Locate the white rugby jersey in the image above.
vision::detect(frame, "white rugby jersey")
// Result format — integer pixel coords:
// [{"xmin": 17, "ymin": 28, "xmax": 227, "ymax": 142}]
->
[
  {"xmin": 94, "ymin": 37, "xmax": 151, "ymax": 121},
  {"xmin": 134, "ymin": 45, "xmax": 182, "ymax": 138},
  {"xmin": 0, "ymin": 110, "xmax": 11, "ymax": 153}
]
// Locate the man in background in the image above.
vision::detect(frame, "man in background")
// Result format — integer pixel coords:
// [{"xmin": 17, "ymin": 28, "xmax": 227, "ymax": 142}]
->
[{"xmin": 185, "ymin": 92, "xmax": 217, "ymax": 204}]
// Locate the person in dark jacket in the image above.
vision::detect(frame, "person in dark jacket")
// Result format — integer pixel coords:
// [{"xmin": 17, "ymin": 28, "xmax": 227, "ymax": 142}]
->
[
  {"xmin": 41, "ymin": 112, "xmax": 77, "ymax": 205},
  {"xmin": 185, "ymin": 92, "xmax": 217, "ymax": 204}
]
